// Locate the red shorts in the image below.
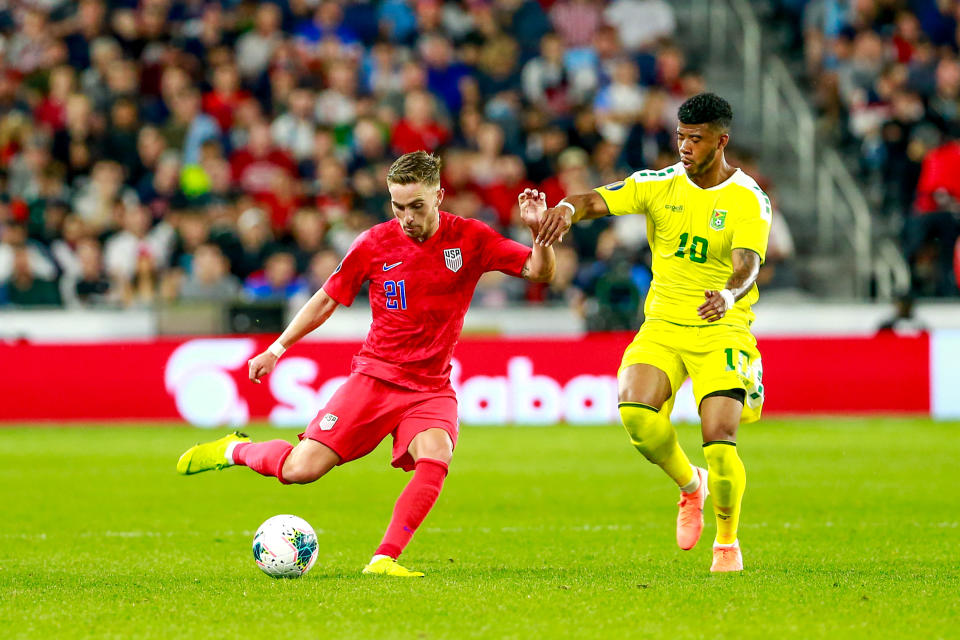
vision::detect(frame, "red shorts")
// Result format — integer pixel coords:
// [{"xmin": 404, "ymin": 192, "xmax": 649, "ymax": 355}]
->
[{"xmin": 301, "ymin": 373, "xmax": 459, "ymax": 472}]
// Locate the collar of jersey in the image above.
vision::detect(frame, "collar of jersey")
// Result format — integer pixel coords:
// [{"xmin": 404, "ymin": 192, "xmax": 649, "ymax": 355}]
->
[{"xmin": 682, "ymin": 167, "xmax": 742, "ymax": 192}]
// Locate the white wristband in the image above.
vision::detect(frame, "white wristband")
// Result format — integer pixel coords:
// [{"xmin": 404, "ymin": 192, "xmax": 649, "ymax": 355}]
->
[
  {"xmin": 268, "ymin": 341, "xmax": 286, "ymax": 358},
  {"xmin": 719, "ymin": 289, "xmax": 736, "ymax": 311},
  {"xmin": 557, "ymin": 200, "xmax": 575, "ymax": 216}
]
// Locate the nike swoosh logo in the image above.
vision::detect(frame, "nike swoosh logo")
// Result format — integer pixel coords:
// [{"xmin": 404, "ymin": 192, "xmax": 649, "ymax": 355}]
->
[{"xmin": 382, "ymin": 261, "xmax": 402, "ymax": 271}]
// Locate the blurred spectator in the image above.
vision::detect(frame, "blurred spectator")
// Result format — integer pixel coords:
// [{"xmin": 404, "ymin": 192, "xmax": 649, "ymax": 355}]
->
[
  {"xmin": 288, "ymin": 208, "xmax": 329, "ymax": 273},
  {"xmin": 244, "ymin": 250, "xmax": 308, "ymax": 301},
  {"xmin": 0, "ymin": 223, "xmax": 57, "ymax": 283},
  {"xmin": 621, "ymin": 90, "xmax": 672, "ymax": 169},
  {"xmin": 604, "ymin": 0, "xmax": 675, "ymax": 53},
  {"xmin": 230, "ymin": 120, "xmax": 298, "ymax": 204},
  {"xmin": 236, "ymin": 3, "xmax": 284, "ymax": 81},
  {"xmin": 163, "ymin": 87, "xmax": 221, "ymax": 165},
  {"xmin": 391, "ymin": 90, "xmax": 451, "ymax": 155},
  {"xmin": 1, "ymin": 245, "xmax": 61, "ymax": 307},
  {"xmin": 595, "ymin": 58, "xmax": 646, "ymax": 145},
  {"xmin": 903, "ymin": 132, "xmax": 960, "ymax": 296},
  {"xmin": 522, "ymin": 33, "xmax": 572, "ymax": 115},
  {"xmin": 103, "ymin": 205, "xmax": 173, "ymax": 284},
  {"xmin": 303, "ymin": 247, "xmax": 342, "ymax": 294},
  {"xmin": 179, "ymin": 243, "xmax": 242, "ymax": 302},
  {"xmin": 204, "ymin": 63, "xmax": 251, "ymax": 133},
  {"xmin": 63, "ymin": 236, "xmax": 113, "ymax": 307},
  {"xmin": 231, "ymin": 207, "xmax": 277, "ymax": 280},
  {"xmin": 272, "ymin": 86, "xmax": 318, "ymax": 163},
  {"xmin": 550, "ymin": 0, "xmax": 603, "ymax": 49},
  {"xmin": 104, "ymin": 97, "xmax": 142, "ymax": 171}
]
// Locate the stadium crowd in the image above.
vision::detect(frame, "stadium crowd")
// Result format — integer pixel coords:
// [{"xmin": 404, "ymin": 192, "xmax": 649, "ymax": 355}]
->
[
  {"xmin": 0, "ymin": 0, "xmax": 792, "ymax": 328},
  {"xmin": 770, "ymin": 0, "xmax": 960, "ymax": 296}
]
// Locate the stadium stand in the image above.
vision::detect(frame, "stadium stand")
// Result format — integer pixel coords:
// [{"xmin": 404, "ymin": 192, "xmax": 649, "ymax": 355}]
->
[
  {"xmin": 0, "ymin": 0, "xmax": 802, "ymax": 329},
  {"xmin": 756, "ymin": 0, "xmax": 960, "ymax": 297}
]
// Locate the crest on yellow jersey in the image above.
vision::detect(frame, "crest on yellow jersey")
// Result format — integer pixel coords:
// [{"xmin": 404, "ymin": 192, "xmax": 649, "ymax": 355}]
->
[{"xmin": 710, "ymin": 209, "xmax": 727, "ymax": 230}]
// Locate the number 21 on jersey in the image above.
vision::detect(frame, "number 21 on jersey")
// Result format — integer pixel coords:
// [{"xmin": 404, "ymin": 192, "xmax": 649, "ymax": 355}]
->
[{"xmin": 384, "ymin": 280, "xmax": 407, "ymax": 310}]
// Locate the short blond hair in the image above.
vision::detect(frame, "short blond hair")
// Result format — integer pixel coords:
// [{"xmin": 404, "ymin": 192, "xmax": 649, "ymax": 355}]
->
[{"xmin": 386, "ymin": 151, "xmax": 442, "ymax": 187}]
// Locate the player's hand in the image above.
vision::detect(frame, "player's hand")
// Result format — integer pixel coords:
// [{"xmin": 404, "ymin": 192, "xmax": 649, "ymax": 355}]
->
[
  {"xmin": 518, "ymin": 188, "xmax": 547, "ymax": 232},
  {"xmin": 697, "ymin": 290, "xmax": 729, "ymax": 323},
  {"xmin": 536, "ymin": 204, "xmax": 572, "ymax": 247},
  {"xmin": 248, "ymin": 351, "xmax": 278, "ymax": 384}
]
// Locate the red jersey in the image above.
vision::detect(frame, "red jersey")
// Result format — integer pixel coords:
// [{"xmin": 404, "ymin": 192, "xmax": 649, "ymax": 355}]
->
[
  {"xmin": 322, "ymin": 211, "xmax": 531, "ymax": 391},
  {"xmin": 913, "ymin": 141, "xmax": 960, "ymax": 214}
]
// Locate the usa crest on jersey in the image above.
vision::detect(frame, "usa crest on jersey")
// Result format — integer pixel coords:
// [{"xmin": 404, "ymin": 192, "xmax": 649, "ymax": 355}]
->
[{"xmin": 443, "ymin": 248, "xmax": 462, "ymax": 272}]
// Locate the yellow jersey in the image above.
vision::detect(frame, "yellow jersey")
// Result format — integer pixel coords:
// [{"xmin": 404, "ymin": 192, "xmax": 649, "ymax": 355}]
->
[{"xmin": 595, "ymin": 162, "xmax": 772, "ymax": 329}]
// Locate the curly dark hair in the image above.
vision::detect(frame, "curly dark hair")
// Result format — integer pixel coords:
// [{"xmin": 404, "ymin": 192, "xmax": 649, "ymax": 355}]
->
[{"xmin": 677, "ymin": 93, "xmax": 733, "ymax": 131}]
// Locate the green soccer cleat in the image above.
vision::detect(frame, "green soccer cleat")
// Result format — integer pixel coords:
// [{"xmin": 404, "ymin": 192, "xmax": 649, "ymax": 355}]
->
[{"xmin": 176, "ymin": 431, "xmax": 250, "ymax": 475}]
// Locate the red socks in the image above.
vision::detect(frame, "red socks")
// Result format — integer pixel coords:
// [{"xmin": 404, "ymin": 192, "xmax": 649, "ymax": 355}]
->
[
  {"xmin": 232, "ymin": 440, "xmax": 293, "ymax": 484},
  {"xmin": 375, "ymin": 458, "xmax": 449, "ymax": 559}
]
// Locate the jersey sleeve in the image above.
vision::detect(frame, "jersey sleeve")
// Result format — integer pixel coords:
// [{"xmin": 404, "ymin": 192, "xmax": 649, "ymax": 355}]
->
[
  {"xmin": 321, "ymin": 231, "xmax": 371, "ymax": 306},
  {"xmin": 731, "ymin": 187, "xmax": 772, "ymax": 263},
  {"xmin": 593, "ymin": 172, "xmax": 650, "ymax": 216},
  {"xmin": 473, "ymin": 221, "xmax": 531, "ymax": 277}
]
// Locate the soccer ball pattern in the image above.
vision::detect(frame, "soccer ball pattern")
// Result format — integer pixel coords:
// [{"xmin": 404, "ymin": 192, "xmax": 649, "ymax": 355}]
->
[{"xmin": 252, "ymin": 515, "xmax": 318, "ymax": 578}]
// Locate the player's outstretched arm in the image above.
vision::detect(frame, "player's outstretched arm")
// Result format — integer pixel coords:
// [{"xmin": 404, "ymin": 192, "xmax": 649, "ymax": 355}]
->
[
  {"xmin": 697, "ymin": 248, "xmax": 761, "ymax": 323},
  {"xmin": 248, "ymin": 288, "xmax": 340, "ymax": 383},
  {"xmin": 518, "ymin": 188, "xmax": 556, "ymax": 282},
  {"xmin": 536, "ymin": 192, "xmax": 609, "ymax": 247}
]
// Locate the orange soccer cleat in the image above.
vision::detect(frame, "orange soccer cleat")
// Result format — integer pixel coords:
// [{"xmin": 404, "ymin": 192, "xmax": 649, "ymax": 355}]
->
[
  {"xmin": 676, "ymin": 466, "xmax": 709, "ymax": 550},
  {"xmin": 710, "ymin": 540, "xmax": 744, "ymax": 572}
]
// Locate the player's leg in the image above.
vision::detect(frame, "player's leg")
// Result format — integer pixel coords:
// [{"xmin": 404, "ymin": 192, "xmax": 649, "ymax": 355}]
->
[
  {"xmin": 618, "ymin": 363, "xmax": 699, "ymax": 490},
  {"xmin": 689, "ymin": 327, "xmax": 761, "ymax": 572},
  {"xmin": 618, "ymin": 345, "xmax": 709, "ymax": 551},
  {"xmin": 699, "ymin": 392, "xmax": 747, "ymax": 572},
  {"xmin": 177, "ymin": 430, "xmax": 340, "ymax": 484},
  {"xmin": 365, "ymin": 428, "xmax": 453, "ymax": 577},
  {"xmin": 365, "ymin": 391, "xmax": 458, "ymax": 577}
]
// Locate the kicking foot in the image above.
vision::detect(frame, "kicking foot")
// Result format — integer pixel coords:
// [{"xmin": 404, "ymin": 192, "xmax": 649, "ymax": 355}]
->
[
  {"xmin": 362, "ymin": 555, "xmax": 424, "ymax": 578},
  {"xmin": 176, "ymin": 431, "xmax": 250, "ymax": 475},
  {"xmin": 710, "ymin": 540, "xmax": 744, "ymax": 573},
  {"xmin": 676, "ymin": 466, "xmax": 709, "ymax": 550}
]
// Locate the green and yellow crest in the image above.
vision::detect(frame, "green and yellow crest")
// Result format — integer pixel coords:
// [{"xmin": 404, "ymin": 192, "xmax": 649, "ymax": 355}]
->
[{"xmin": 710, "ymin": 209, "xmax": 727, "ymax": 230}]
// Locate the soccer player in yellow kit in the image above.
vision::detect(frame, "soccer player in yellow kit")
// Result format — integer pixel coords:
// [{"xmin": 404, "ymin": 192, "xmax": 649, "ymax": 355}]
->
[{"xmin": 537, "ymin": 93, "xmax": 770, "ymax": 572}]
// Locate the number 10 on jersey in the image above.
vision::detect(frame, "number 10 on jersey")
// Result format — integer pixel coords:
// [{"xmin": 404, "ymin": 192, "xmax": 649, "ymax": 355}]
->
[{"xmin": 384, "ymin": 280, "xmax": 407, "ymax": 310}]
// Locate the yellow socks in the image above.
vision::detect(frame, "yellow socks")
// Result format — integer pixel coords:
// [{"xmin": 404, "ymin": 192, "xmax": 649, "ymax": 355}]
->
[
  {"xmin": 619, "ymin": 402, "xmax": 695, "ymax": 488},
  {"xmin": 703, "ymin": 441, "xmax": 746, "ymax": 544}
]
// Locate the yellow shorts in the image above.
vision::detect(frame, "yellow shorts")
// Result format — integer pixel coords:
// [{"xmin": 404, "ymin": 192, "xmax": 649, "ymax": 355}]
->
[{"xmin": 619, "ymin": 319, "xmax": 764, "ymax": 423}]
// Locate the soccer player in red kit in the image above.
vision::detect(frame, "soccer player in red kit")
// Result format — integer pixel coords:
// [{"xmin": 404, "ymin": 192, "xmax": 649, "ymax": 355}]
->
[{"xmin": 177, "ymin": 151, "xmax": 555, "ymax": 577}]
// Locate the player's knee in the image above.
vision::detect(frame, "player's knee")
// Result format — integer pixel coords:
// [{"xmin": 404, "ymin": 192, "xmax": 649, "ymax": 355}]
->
[
  {"xmin": 409, "ymin": 430, "xmax": 454, "ymax": 464},
  {"xmin": 702, "ymin": 422, "xmax": 738, "ymax": 443},
  {"xmin": 414, "ymin": 441, "xmax": 453, "ymax": 465},
  {"xmin": 281, "ymin": 455, "xmax": 329, "ymax": 484},
  {"xmin": 619, "ymin": 403, "xmax": 675, "ymax": 461},
  {"xmin": 618, "ymin": 389, "xmax": 666, "ymax": 408},
  {"xmin": 280, "ymin": 459, "xmax": 317, "ymax": 484}
]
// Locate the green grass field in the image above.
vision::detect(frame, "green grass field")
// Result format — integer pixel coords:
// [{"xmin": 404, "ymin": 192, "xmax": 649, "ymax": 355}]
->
[{"xmin": 1, "ymin": 418, "xmax": 958, "ymax": 639}]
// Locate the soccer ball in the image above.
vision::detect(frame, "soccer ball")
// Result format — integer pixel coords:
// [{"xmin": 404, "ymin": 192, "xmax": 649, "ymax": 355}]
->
[{"xmin": 252, "ymin": 515, "xmax": 318, "ymax": 578}]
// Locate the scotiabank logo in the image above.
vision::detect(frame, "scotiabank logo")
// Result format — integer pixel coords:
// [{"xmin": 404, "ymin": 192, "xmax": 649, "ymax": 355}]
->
[
  {"xmin": 164, "ymin": 339, "xmax": 664, "ymax": 427},
  {"xmin": 450, "ymin": 358, "xmax": 618, "ymax": 425}
]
